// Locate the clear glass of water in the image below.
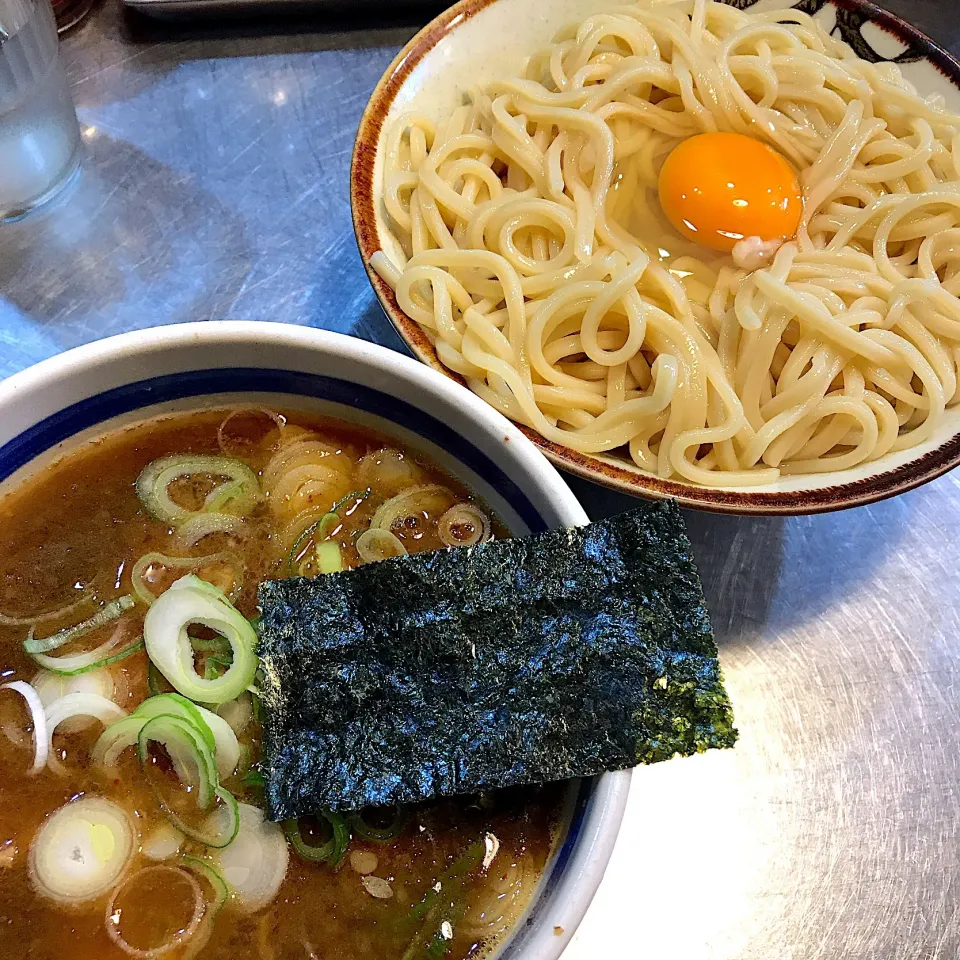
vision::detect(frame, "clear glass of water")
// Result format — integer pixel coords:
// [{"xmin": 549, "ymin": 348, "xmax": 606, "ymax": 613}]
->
[{"xmin": 0, "ymin": 0, "xmax": 81, "ymax": 222}]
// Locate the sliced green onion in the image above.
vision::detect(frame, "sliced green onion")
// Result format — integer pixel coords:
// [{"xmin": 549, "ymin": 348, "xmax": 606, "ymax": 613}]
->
[
  {"xmin": 251, "ymin": 688, "xmax": 265, "ymax": 725},
  {"xmin": 132, "ymin": 552, "xmax": 244, "ymax": 607},
  {"xmin": 93, "ymin": 693, "xmax": 239, "ymax": 780},
  {"xmin": 235, "ymin": 743, "xmax": 252, "ymax": 779},
  {"xmin": 287, "ymin": 490, "xmax": 368, "ymax": 575},
  {"xmin": 409, "ymin": 840, "xmax": 485, "ymax": 922},
  {"xmin": 216, "ymin": 692, "xmax": 253, "ymax": 737},
  {"xmin": 46, "ymin": 693, "xmax": 127, "ymax": 775},
  {"xmin": 30, "ymin": 797, "xmax": 136, "ymax": 905},
  {"xmin": 355, "ymin": 448, "xmax": 422, "ymax": 497},
  {"xmin": 199, "ymin": 637, "xmax": 234, "ymax": 680},
  {"xmin": 139, "ymin": 713, "xmax": 217, "ymax": 807},
  {"xmin": 356, "ymin": 529, "xmax": 407, "ymax": 563},
  {"xmin": 0, "ymin": 590, "xmax": 95, "ymax": 628},
  {"xmin": 148, "ymin": 662, "xmax": 173, "ymax": 697},
  {"xmin": 24, "ymin": 596, "xmax": 135, "ymax": 656},
  {"xmin": 402, "ymin": 839, "xmax": 485, "ymax": 959},
  {"xmin": 138, "ymin": 714, "xmax": 239, "ymax": 848},
  {"xmin": 135, "ymin": 693, "xmax": 216, "ymax": 755},
  {"xmin": 105, "ymin": 864, "xmax": 205, "ymax": 956},
  {"xmin": 204, "ymin": 657, "xmax": 229, "ymax": 681},
  {"xmin": 203, "ymin": 480, "xmax": 248, "ymax": 513},
  {"xmin": 191, "ymin": 636, "xmax": 232, "ymax": 655},
  {"xmin": 92, "ymin": 716, "xmax": 150, "ymax": 768},
  {"xmin": 197, "ymin": 705, "xmax": 241, "ymax": 778},
  {"xmin": 217, "ymin": 407, "xmax": 286, "ymax": 458},
  {"xmin": 136, "ymin": 455, "xmax": 260, "ymax": 526},
  {"xmin": 350, "ymin": 806, "xmax": 408, "ymax": 843},
  {"xmin": 144, "ymin": 575, "xmax": 258, "ymax": 705},
  {"xmin": 284, "ymin": 810, "xmax": 349, "ymax": 866},
  {"xmin": 437, "ymin": 503, "xmax": 491, "ymax": 548},
  {"xmin": 241, "ymin": 767, "xmax": 265, "ymax": 791},
  {"xmin": 315, "ymin": 541, "xmax": 343, "ymax": 574},
  {"xmin": 181, "ymin": 856, "xmax": 229, "ymax": 960},
  {"xmin": 210, "ymin": 802, "xmax": 288, "ymax": 913},
  {"xmin": 369, "ymin": 485, "xmax": 454, "ymax": 533},
  {"xmin": 331, "ymin": 488, "xmax": 370, "ymax": 516},
  {"xmin": 33, "ymin": 668, "xmax": 120, "ymax": 738},
  {"xmin": 174, "ymin": 514, "xmax": 248, "ymax": 551},
  {"xmin": 141, "ymin": 822, "xmax": 185, "ymax": 862},
  {"xmin": 316, "ymin": 512, "xmax": 341, "ymax": 541},
  {"xmin": 182, "ymin": 855, "xmax": 228, "ymax": 909},
  {"xmin": 287, "ymin": 519, "xmax": 323, "ymax": 575},
  {"xmin": 30, "ymin": 636, "xmax": 144, "ymax": 677},
  {"xmin": 138, "ymin": 695, "xmax": 238, "ymax": 778},
  {"xmin": 425, "ymin": 929, "xmax": 455, "ymax": 960},
  {"xmin": 0, "ymin": 681, "xmax": 47, "ymax": 774}
]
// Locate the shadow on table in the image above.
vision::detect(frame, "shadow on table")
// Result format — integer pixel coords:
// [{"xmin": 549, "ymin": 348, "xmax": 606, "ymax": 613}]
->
[
  {"xmin": 565, "ymin": 473, "xmax": 914, "ymax": 649},
  {"xmin": 345, "ymin": 291, "xmax": 411, "ymax": 355},
  {"xmin": 0, "ymin": 131, "xmax": 252, "ymax": 347},
  {"xmin": 121, "ymin": 0, "xmax": 451, "ymax": 44}
]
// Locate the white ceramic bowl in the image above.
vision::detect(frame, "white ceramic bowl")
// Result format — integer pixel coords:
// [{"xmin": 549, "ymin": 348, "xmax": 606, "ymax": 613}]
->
[
  {"xmin": 351, "ymin": 0, "xmax": 960, "ymax": 515},
  {"xmin": 0, "ymin": 320, "xmax": 629, "ymax": 960}
]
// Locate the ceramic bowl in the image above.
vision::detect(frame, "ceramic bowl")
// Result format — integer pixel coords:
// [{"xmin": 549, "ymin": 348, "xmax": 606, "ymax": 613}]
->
[
  {"xmin": 351, "ymin": 0, "xmax": 960, "ymax": 515},
  {"xmin": 0, "ymin": 320, "xmax": 629, "ymax": 960}
]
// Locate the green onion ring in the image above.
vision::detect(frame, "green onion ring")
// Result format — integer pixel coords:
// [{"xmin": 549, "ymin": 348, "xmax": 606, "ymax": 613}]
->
[
  {"xmin": 148, "ymin": 662, "xmax": 172, "ymax": 697},
  {"xmin": 0, "ymin": 589, "xmax": 95, "ymax": 628},
  {"xmin": 174, "ymin": 514, "xmax": 248, "ymax": 551},
  {"xmin": 143, "ymin": 576, "xmax": 258, "ymax": 705},
  {"xmin": 287, "ymin": 490, "xmax": 369, "ymax": 575},
  {"xmin": 137, "ymin": 715, "xmax": 240, "ymax": 848},
  {"xmin": 181, "ymin": 855, "xmax": 230, "ymax": 960},
  {"xmin": 350, "ymin": 806, "xmax": 409, "ymax": 843},
  {"xmin": 284, "ymin": 810, "xmax": 350, "ymax": 866},
  {"xmin": 24, "ymin": 596, "xmax": 135, "ymax": 655},
  {"xmin": 136, "ymin": 455, "xmax": 259, "ymax": 526},
  {"xmin": 132, "ymin": 552, "xmax": 244, "ymax": 607},
  {"xmin": 287, "ymin": 519, "xmax": 323, "ymax": 575},
  {"xmin": 314, "ymin": 542, "xmax": 343, "ymax": 575},
  {"xmin": 30, "ymin": 638, "xmax": 145, "ymax": 677}
]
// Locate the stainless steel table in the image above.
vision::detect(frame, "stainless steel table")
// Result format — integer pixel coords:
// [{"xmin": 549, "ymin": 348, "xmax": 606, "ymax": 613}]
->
[{"xmin": 3, "ymin": 2, "xmax": 960, "ymax": 956}]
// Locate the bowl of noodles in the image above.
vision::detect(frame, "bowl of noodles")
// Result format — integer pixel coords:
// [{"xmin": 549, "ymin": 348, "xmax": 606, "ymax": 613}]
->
[{"xmin": 351, "ymin": 0, "xmax": 960, "ymax": 514}]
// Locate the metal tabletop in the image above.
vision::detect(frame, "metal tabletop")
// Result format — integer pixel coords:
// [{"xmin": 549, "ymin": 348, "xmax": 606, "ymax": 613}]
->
[{"xmin": 2, "ymin": 1, "xmax": 960, "ymax": 957}]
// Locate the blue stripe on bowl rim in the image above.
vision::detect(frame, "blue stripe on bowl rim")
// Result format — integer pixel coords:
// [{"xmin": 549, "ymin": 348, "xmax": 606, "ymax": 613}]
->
[
  {"xmin": 0, "ymin": 365, "xmax": 597, "ymax": 950},
  {"xmin": 0, "ymin": 368, "xmax": 546, "ymax": 534}
]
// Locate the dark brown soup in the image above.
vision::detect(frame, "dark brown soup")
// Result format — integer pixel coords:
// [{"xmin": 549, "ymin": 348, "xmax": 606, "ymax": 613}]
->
[{"xmin": 0, "ymin": 408, "xmax": 565, "ymax": 960}]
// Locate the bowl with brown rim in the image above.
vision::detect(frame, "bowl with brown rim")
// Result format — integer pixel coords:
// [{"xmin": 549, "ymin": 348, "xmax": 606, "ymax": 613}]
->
[{"xmin": 351, "ymin": 0, "xmax": 960, "ymax": 515}]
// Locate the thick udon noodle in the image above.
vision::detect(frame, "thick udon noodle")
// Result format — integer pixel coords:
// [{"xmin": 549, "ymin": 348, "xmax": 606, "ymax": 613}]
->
[{"xmin": 371, "ymin": 0, "xmax": 960, "ymax": 485}]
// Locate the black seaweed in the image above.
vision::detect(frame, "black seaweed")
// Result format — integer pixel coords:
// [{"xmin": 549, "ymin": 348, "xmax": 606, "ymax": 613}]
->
[{"xmin": 257, "ymin": 502, "xmax": 737, "ymax": 820}]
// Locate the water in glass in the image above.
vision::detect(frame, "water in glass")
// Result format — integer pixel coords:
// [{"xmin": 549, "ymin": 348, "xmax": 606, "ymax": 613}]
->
[{"xmin": 0, "ymin": 0, "xmax": 81, "ymax": 221}]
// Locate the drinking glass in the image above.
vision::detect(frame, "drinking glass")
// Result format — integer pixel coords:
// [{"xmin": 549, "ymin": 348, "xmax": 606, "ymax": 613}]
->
[{"xmin": 0, "ymin": 0, "xmax": 81, "ymax": 222}]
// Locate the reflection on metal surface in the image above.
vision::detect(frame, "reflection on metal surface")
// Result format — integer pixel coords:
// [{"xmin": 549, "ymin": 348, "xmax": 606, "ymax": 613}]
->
[
  {"xmin": 2, "ymin": 1, "xmax": 960, "ymax": 958},
  {"xmin": 0, "ymin": 3, "xmax": 414, "ymax": 378},
  {"xmin": 567, "ymin": 474, "xmax": 960, "ymax": 958}
]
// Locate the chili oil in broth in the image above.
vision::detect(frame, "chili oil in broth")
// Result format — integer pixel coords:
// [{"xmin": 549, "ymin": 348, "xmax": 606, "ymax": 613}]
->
[{"xmin": 0, "ymin": 408, "xmax": 566, "ymax": 960}]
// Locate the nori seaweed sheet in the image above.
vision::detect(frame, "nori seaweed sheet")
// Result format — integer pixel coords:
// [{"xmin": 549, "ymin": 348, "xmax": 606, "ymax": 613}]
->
[{"xmin": 258, "ymin": 501, "xmax": 737, "ymax": 819}]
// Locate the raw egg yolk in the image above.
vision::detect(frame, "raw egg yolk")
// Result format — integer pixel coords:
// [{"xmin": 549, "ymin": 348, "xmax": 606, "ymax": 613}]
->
[{"xmin": 657, "ymin": 132, "xmax": 803, "ymax": 253}]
